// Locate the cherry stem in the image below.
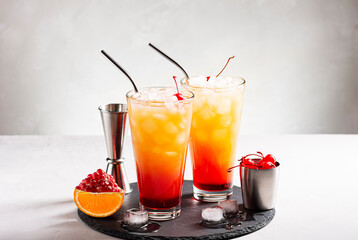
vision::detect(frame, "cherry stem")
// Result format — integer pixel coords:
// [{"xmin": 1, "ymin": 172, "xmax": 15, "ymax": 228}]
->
[
  {"xmin": 243, "ymin": 153, "xmax": 264, "ymax": 159},
  {"xmin": 101, "ymin": 50, "xmax": 138, "ymax": 92},
  {"xmin": 227, "ymin": 164, "xmax": 241, "ymax": 172},
  {"xmin": 173, "ymin": 76, "xmax": 180, "ymax": 94},
  {"xmin": 216, "ymin": 56, "xmax": 235, "ymax": 78},
  {"xmin": 227, "ymin": 156, "xmax": 245, "ymax": 172},
  {"xmin": 148, "ymin": 43, "xmax": 190, "ymax": 79}
]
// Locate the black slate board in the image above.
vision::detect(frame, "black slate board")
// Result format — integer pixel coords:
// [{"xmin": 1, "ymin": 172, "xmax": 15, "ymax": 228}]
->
[{"xmin": 78, "ymin": 180, "xmax": 275, "ymax": 239}]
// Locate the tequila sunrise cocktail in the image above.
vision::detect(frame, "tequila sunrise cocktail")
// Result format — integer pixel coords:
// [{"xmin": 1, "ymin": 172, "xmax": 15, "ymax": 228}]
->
[
  {"xmin": 181, "ymin": 76, "xmax": 245, "ymax": 201},
  {"xmin": 126, "ymin": 87, "xmax": 194, "ymax": 220}
]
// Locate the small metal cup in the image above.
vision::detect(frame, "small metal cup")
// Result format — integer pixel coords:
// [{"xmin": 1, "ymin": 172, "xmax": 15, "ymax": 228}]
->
[{"xmin": 240, "ymin": 162, "xmax": 280, "ymax": 211}]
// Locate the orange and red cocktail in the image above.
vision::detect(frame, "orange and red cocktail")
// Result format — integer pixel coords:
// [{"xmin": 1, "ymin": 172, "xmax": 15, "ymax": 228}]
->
[
  {"xmin": 126, "ymin": 87, "xmax": 194, "ymax": 220},
  {"xmin": 182, "ymin": 76, "xmax": 245, "ymax": 201}
]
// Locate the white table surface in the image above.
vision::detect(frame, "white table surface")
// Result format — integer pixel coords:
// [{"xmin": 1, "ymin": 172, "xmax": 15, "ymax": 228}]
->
[{"xmin": 1, "ymin": 135, "xmax": 357, "ymax": 240}]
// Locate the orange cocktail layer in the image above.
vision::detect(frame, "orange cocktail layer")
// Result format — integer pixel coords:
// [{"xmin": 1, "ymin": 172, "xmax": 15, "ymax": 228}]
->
[
  {"xmin": 128, "ymin": 99, "xmax": 192, "ymax": 209},
  {"xmin": 189, "ymin": 87, "xmax": 244, "ymax": 191}
]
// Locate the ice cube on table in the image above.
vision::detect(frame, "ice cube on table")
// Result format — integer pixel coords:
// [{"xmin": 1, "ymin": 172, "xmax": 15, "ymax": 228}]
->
[
  {"xmin": 123, "ymin": 208, "xmax": 149, "ymax": 228},
  {"xmin": 218, "ymin": 200, "xmax": 239, "ymax": 217},
  {"xmin": 201, "ymin": 206, "xmax": 226, "ymax": 223}
]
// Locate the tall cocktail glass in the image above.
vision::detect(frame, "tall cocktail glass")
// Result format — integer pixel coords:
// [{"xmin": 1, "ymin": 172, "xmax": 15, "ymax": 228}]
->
[
  {"xmin": 181, "ymin": 76, "xmax": 245, "ymax": 202},
  {"xmin": 126, "ymin": 87, "xmax": 194, "ymax": 220}
]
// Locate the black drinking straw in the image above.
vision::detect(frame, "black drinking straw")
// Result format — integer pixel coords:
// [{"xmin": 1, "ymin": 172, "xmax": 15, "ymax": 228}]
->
[
  {"xmin": 101, "ymin": 50, "xmax": 138, "ymax": 92},
  {"xmin": 148, "ymin": 43, "xmax": 190, "ymax": 79}
]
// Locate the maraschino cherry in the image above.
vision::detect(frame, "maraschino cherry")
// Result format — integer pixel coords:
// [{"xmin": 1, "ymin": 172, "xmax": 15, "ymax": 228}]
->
[
  {"xmin": 227, "ymin": 152, "xmax": 277, "ymax": 171},
  {"xmin": 172, "ymin": 76, "xmax": 184, "ymax": 100}
]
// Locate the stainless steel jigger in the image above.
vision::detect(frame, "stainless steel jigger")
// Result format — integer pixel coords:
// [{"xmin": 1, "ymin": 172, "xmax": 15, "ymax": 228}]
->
[{"xmin": 99, "ymin": 103, "xmax": 132, "ymax": 194}]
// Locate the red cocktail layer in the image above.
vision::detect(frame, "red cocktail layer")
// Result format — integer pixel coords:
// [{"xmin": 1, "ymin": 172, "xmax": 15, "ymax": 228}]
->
[
  {"xmin": 191, "ymin": 143, "xmax": 234, "ymax": 191},
  {"xmin": 136, "ymin": 167, "xmax": 184, "ymax": 209},
  {"xmin": 194, "ymin": 182, "xmax": 233, "ymax": 191}
]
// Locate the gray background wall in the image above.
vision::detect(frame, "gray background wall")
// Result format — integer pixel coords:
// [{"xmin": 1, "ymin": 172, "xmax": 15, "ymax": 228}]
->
[{"xmin": 0, "ymin": 0, "xmax": 357, "ymax": 135}]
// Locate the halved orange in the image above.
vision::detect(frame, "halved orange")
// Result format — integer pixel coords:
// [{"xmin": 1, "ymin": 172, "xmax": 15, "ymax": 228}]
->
[{"xmin": 74, "ymin": 189, "xmax": 124, "ymax": 217}]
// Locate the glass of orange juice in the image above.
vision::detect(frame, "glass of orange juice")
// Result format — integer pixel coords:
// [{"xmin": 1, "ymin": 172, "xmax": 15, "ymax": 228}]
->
[
  {"xmin": 181, "ymin": 76, "xmax": 245, "ymax": 202},
  {"xmin": 126, "ymin": 87, "xmax": 194, "ymax": 220}
]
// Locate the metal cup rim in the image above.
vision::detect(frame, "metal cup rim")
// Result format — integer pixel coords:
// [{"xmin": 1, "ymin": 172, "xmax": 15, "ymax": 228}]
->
[{"xmin": 240, "ymin": 161, "xmax": 280, "ymax": 171}]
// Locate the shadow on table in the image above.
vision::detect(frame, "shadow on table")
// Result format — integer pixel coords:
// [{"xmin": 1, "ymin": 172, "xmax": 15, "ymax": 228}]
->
[
  {"xmin": 14, "ymin": 199, "xmax": 115, "ymax": 240},
  {"xmin": 35, "ymin": 209, "xmax": 115, "ymax": 240},
  {"xmin": 18, "ymin": 199, "xmax": 76, "ymax": 210}
]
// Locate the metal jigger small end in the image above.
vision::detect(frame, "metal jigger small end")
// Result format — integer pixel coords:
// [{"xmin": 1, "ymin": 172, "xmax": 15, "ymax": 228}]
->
[{"xmin": 106, "ymin": 158, "xmax": 132, "ymax": 194}]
